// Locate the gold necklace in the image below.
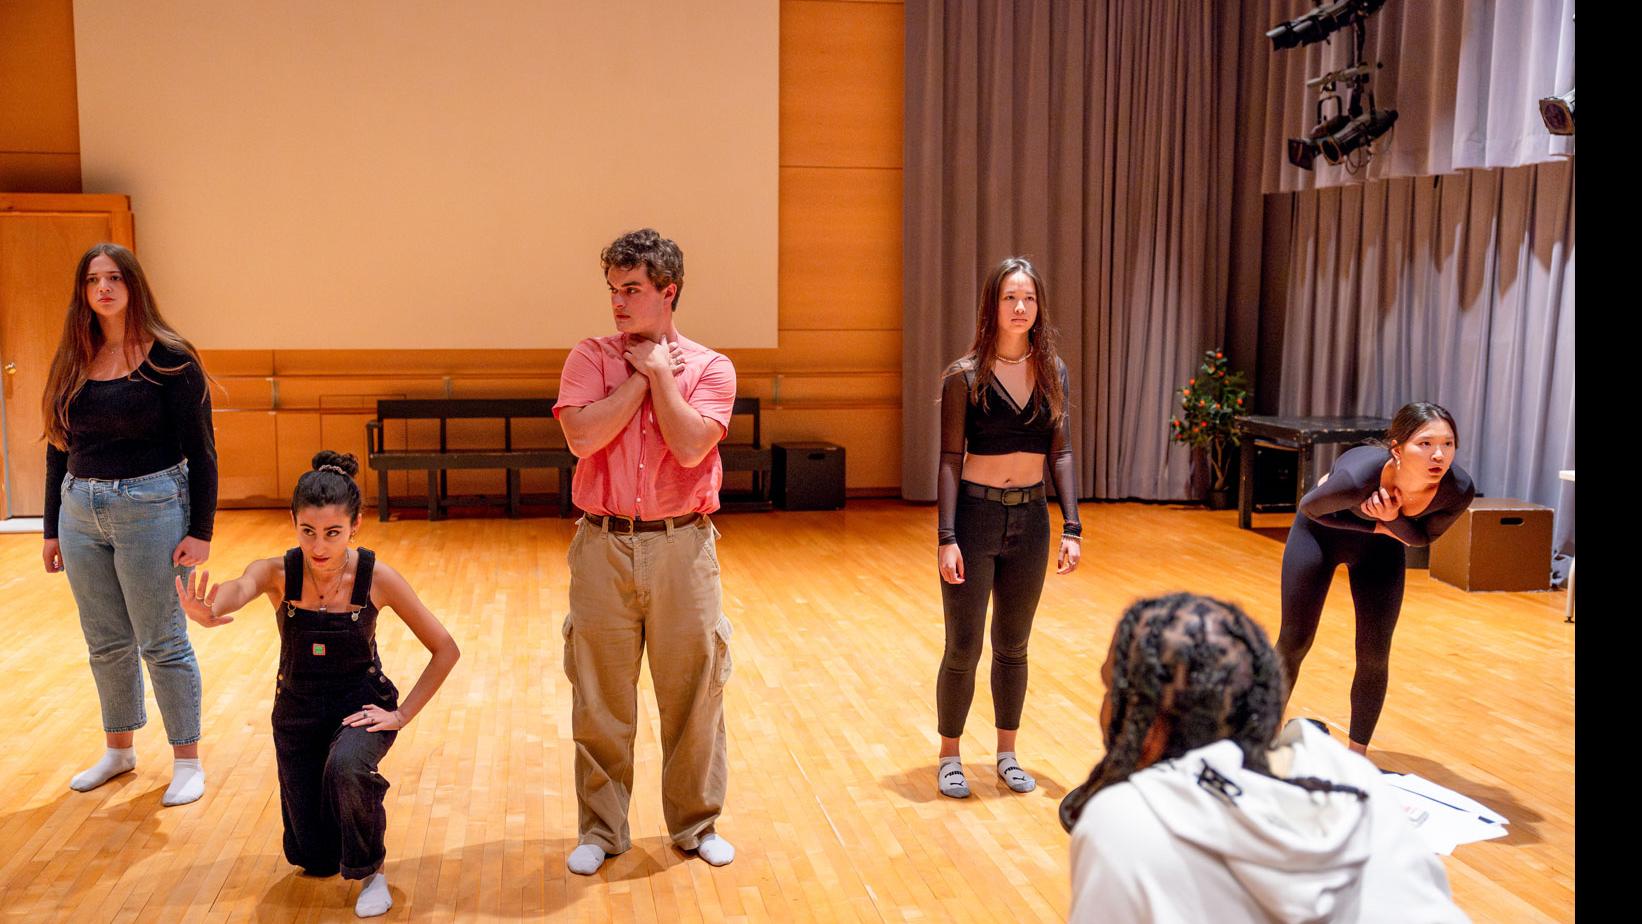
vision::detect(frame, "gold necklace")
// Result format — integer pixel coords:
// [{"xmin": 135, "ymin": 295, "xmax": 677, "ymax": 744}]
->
[
  {"xmin": 303, "ymin": 549, "xmax": 350, "ymax": 612},
  {"xmin": 995, "ymin": 350, "xmax": 1033, "ymax": 366}
]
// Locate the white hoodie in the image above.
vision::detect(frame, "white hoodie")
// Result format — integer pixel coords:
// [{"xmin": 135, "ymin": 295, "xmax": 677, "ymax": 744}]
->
[{"xmin": 1069, "ymin": 720, "xmax": 1468, "ymax": 923}]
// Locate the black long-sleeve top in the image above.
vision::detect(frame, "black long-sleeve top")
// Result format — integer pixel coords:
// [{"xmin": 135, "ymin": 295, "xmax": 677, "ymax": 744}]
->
[
  {"xmin": 43, "ymin": 343, "xmax": 218, "ymax": 541},
  {"xmin": 937, "ymin": 358, "xmax": 1081, "ymax": 546},
  {"xmin": 1299, "ymin": 445, "xmax": 1475, "ymax": 547}
]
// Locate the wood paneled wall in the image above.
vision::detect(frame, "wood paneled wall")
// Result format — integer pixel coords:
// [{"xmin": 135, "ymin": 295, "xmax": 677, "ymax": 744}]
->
[
  {"xmin": 0, "ymin": 0, "xmax": 81, "ymax": 192},
  {"xmin": 2, "ymin": 0, "xmax": 906, "ymax": 505}
]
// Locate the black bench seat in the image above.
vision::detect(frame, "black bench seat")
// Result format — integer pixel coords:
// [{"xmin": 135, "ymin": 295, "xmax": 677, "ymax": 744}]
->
[{"xmin": 365, "ymin": 398, "xmax": 576, "ymax": 521}]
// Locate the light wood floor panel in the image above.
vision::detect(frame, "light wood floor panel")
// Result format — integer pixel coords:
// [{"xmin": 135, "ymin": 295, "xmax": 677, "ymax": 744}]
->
[{"xmin": 0, "ymin": 503, "xmax": 1572, "ymax": 920}]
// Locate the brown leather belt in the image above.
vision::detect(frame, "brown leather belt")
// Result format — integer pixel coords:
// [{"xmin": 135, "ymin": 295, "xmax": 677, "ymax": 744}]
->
[
  {"xmin": 962, "ymin": 482, "xmax": 1046, "ymax": 505},
  {"xmin": 584, "ymin": 511, "xmax": 703, "ymax": 533}
]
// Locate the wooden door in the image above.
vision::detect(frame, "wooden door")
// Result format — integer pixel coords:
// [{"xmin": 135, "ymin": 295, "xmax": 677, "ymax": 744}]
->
[{"xmin": 0, "ymin": 194, "xmax": 133, "ymax": 519}]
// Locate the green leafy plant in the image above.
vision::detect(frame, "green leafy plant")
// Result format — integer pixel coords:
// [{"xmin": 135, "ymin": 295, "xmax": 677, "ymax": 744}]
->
[{"xmin": 1169, "ymin": 349, "xmax": 1251, "ymax": 495}]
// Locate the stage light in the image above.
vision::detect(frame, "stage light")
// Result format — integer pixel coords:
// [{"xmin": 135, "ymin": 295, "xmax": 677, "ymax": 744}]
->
[
  {"xmin": 1539, "ymin": 88, "xmax": 1574, "ymax": 135},
  {"xmin": 1286, "ymin": 98, "xmax": 1352, "ymax": 170},
  {"xmin": 1267, "ymin": 0, "xmax": 1389, "ymax": 51},
  {"xmin": 1317, "ymin": 108, "xmax": 1398, "ymax": 163}
]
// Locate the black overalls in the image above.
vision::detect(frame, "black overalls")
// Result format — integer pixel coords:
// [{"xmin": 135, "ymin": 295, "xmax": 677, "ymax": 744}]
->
[{"xmin": 273, "ymin": 547, "xmax": 399, "ymax": 880}]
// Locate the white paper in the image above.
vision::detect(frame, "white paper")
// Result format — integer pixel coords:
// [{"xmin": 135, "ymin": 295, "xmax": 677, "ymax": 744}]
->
[{"xmin": 1382, "ymin": 773, "xmax": 1510, "ymax": 856}]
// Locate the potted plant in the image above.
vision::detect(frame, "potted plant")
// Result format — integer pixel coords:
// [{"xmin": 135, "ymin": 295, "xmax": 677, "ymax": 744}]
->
[{"xmin": 1169, "ymin": 349, "xmax": 1251, "ymax": 509}]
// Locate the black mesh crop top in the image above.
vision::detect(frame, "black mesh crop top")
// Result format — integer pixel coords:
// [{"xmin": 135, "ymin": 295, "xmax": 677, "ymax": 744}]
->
[{"xmin": 937, "ymin": 358, "xmax": 1080, "ymax": 545}]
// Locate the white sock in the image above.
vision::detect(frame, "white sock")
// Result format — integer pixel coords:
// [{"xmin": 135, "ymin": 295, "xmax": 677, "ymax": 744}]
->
[
  {"xmin": 938, "ymin": 755, "xmax": 969, "ymax": 798},
  {"xmin": 70, "ymin": 747, "xmax": 136, "ymax": 792},
  {"xmin": 996, "ymin": 751, "xmax": 1036, "ymax": 793},
  {"xmin": 162, "ymin": 758, "xmax": 205, "ymax": 806},
  {"xmin": 696, "ymin": 834, "xmax": 735, "ymax": 867},
  {"xmin": 354, "ymin": 871, "xmax": 392, "ymax": 918},
  {"xmin": 566, "ymin": 843, "xmax": 607, "ymax": 875}
]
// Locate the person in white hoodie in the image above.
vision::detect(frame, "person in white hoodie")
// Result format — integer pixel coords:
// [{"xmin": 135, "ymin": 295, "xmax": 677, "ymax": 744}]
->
[{"xmin": 1061, "ymin": 593, "xmax": 1467, "ymax": 924}]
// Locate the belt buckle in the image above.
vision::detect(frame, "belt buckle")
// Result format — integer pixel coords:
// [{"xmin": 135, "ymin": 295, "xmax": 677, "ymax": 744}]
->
[
  {"xmin": 1002, "ymin": 488, "xmax": 1025, "ymax": 505},
  {"xmin": 614, "ymin": 514, "xmax": 638, "ymax": 533}
]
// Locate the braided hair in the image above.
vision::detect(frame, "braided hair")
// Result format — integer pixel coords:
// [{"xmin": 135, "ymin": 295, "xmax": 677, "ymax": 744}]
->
[
  {"xmin": 291, "ymin": 450, "xmax": 363, "ymax": 521},
  {"xmin": 1060, "ymin": 593, "xmax": 1288, "ymax": 831}
]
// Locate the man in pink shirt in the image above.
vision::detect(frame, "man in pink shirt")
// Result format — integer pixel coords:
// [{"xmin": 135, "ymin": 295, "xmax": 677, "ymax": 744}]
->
[{"xmin": 553, "ymin": 228, "xmax": 738, "ymax": 875}]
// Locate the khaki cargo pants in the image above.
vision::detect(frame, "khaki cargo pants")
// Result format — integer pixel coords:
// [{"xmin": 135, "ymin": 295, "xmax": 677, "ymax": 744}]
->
[{"xmin": 562, "ymin": 514, "xmax": 733, "ymax": 854}]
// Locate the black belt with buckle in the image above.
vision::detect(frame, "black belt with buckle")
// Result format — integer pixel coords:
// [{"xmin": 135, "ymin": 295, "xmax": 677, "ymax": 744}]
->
[
  {"xmin": 962, "ymin": 483, "xmax": 1046, "ymax": 506},
  {"xmin": 585, "ymin": 511, "xmax": 703, "ymax": 533}
]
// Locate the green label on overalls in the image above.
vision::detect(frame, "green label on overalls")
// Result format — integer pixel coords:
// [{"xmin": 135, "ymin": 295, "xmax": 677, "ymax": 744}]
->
[{"xmin": 312, "ymin": 643, "xmax": 327, "ymax": 656}]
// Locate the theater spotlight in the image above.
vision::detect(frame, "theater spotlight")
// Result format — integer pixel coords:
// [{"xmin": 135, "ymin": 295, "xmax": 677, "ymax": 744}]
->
[
  {"xmin": 1317, "ymin": 108, "xmax": 1398, "ymax": 163},
  {"xmin": 1287, "ymin": 95, "xmax": 1352, "ymax": 170},
  {"xmin": 1267, "ymin": 0, "xmax": 1389, "ymax": 51},
  {"xmin": 1539, "ymin": 88, "xmax": 1575, "ymax": 135}
]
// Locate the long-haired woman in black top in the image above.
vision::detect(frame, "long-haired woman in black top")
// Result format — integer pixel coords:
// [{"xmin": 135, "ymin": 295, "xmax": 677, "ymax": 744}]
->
[
  {"xmin": 1276, "ymin": 402, "xmax": 1476, "ymax": 755},
  {"xmin": 934, "ymin": 256, "xmax": 1083, "ymax": 798},
  {"xmin": 40, "ymin": 243, "xmax": 219, "ymax": 806}
]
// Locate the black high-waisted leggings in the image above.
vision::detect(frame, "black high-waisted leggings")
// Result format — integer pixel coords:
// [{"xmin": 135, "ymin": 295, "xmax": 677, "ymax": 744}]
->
[
  {"xmin": 936, "ymin": 486, "xmax": 1049, "ymax": 739},
  {"xmin": 1276, "ymin": 512, "xmax": 1406, "ymax": 746}
]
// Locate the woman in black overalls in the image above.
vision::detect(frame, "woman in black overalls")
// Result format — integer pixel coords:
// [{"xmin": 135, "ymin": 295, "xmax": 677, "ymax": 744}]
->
[{"xmin": 176, "ymin": 450, "xmax": 460, "ymax": 918}]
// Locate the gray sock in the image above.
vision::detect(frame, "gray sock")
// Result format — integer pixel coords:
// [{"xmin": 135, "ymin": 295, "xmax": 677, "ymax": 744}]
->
[
  {"xmin": 566, "ymin": 843, "xmax": 607, "ymax": 875},
  {"xmin": 996, "ymin": 752, "xmax": 1035, "ymax": 793},
  {"xmin": 938, "ymin": 756, "xmax": 969, "ymax": 798}
]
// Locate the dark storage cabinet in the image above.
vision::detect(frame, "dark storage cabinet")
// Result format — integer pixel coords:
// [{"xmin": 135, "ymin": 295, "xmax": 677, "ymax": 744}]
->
[{"xmin": 773, "ymin": 442, "xmax": 845, "ymax": 510}]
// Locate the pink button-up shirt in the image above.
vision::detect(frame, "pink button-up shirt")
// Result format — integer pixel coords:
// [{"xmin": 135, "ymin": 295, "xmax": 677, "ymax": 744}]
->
[{"xmin": 553, "ymin": 332, "xmax": 737, "ymax": 518}]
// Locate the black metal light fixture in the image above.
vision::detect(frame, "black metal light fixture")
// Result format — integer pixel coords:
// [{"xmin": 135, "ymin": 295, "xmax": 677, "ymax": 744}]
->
[
  {"xmin": 1287, "ymin": 92, "xmax": 1352, "ymax": 169},
  {"xmin": 1272, "ymin": 2, "xmax": 1396, "ymax": 172},
  {"xmin": 1318, "ymin": 108, "xmax": 1399, "ymax": 162},
  {"xmin": 1267, "ymin": 0, "xmax": 1389, "ymax": 51}
]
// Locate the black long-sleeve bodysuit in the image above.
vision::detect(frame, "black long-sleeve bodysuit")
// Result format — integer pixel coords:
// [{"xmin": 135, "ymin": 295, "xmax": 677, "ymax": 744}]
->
[{"xmin": 1277, "ymin": 445, "xmax": 1475, "ymax": 745}]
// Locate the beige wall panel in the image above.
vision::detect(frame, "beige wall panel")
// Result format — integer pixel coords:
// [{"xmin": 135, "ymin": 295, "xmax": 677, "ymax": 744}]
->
[
  {"xmin": 780, "ymin": 0, "xmax": 905, "ymax": 168},
  {"xmin": 275, "ymin": 378, "xmax": 447, "ymax": 411},
  {"xmin": 779, "ymin": 167, "xmax": 903, "ymax": 331},
  {"xmin": 275, "ymin": 412, "xmax": 323, "ymax": 495},
  {"xmin": 449, "ymin": 378, "xmax": 559, "ymax": 400},
  {"xmin": 198, "ymin": 350, "xmax": 275, "ymax": 376},
  {"xmin": 270, "ymin": 350, "xmax": 567, "ymax": 376},
  {"xmin": 211, "ymin": 377, "xmax": 274, "ymax": 411},
  {"xmin": 0, "ymin": 153, "xmax": 81, "ymax": 194},
  {"xmin": 766, "ymin": 406, "xmax": 901, "ymax": 488},
  {"xmin": 0, "ymin": 0, "xmax": 79, "ymax": 154},
  {"xmin": 211, "ymin": 410, "xmax": 280, "ymax": 503},
  {"xmin": 726, "ymin": 330, "xmax": 902, "ymax": 374},
  {"xmin": 770, "ymin": 372, "xmax": 900, "ymax": 405},
  {"xmin": 75, "ymin": 1, "xmax": 779, "ymax": 350}
]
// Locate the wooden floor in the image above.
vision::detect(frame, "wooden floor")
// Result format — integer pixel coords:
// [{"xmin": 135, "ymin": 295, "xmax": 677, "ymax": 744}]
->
[{"xmin": 0, "ymin": 502, "xmax": 1573, "ymax": 921}]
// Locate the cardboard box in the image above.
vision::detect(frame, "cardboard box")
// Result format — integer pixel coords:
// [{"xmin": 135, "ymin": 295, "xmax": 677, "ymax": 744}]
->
[{"xmin": 1429, "ymin": 498, "xmax": 1553, "ymax": 592}]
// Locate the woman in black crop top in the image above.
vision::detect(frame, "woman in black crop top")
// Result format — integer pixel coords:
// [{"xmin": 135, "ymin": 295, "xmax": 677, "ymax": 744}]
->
[
  {"xmin": 1276, "ymin": 402, "xmax": 1476, "ymax": 755},
  {"xmin": 933, "ymin": 256, "xmax": 1083, "ymax": 799},
  {"xmin": 176, "ymin": 451, "xmax": 460, "ymax": 918},
  {"xmin": 40, "ymin": 243, "xmax": 220, "ymax": 806}
]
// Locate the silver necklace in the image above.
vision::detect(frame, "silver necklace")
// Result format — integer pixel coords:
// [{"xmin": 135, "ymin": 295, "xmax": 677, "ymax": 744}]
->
[{"xmin": 303, "ymin": 549, "xmax": 350, "ymax": 612}]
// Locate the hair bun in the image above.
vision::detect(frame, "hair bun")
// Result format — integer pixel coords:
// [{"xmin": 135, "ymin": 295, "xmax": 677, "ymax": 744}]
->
[{"xmin": 310, "ymin": 450, "xmax": 360, "ymax": 479}]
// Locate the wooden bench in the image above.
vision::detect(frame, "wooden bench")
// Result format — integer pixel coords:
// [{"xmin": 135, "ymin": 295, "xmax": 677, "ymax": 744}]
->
[{"xmin": 365, "ymin": 398, "xmax": 576, "ymax": 521}]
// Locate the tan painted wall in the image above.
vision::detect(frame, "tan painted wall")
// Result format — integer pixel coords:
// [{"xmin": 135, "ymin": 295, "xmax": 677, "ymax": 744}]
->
[{"xmin": 0, "ymin": 0, "xmax": 905, "ymax": 496}]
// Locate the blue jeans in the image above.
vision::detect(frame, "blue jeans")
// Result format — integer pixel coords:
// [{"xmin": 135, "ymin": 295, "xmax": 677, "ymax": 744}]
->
[{"xmin": 57, "ymin": 463, "xmax": 202, "ymax": 745}]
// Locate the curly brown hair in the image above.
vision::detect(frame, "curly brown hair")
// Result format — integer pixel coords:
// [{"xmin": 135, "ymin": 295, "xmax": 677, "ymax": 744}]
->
[{"xmin": 600, "ymin": 228, "xmax": 685, "ymax": 311}]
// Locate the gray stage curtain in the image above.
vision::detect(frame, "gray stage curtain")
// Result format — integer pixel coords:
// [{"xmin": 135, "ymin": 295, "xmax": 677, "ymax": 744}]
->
[
  {"xmin": 1265, "ymin": 159, "xmax": 1575, "ymax": 552},
  {"xmin": 1261, "ymin": 0, "xmax": 1576, "ymax": 194},
  {"xmin": 902, "ymin": 0, "xmax": 1267, "ymax": 502}
]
